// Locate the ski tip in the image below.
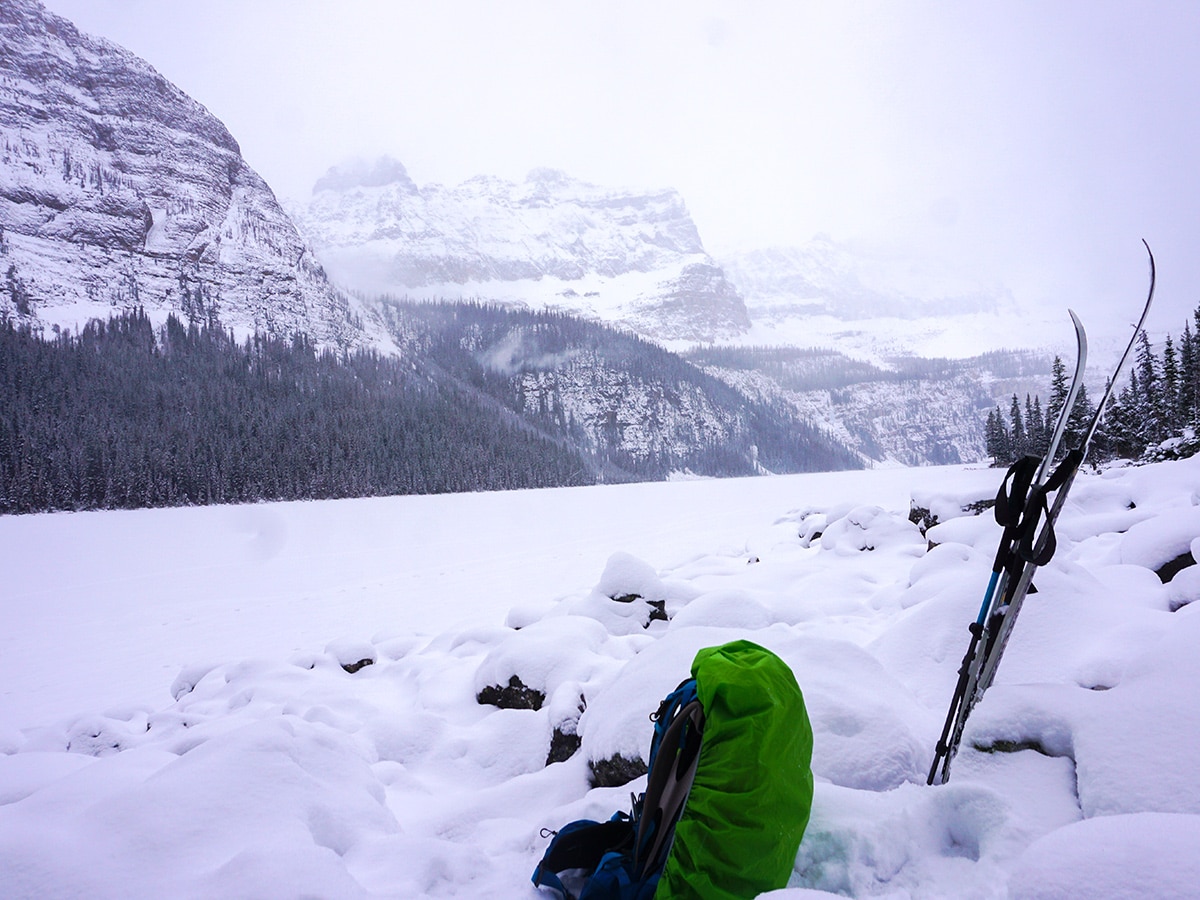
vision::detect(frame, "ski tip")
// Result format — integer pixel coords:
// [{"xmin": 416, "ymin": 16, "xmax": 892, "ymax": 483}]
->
[{"xmin": 1139, "ymin": 240, "xmax": 1156, "ymax": 316}]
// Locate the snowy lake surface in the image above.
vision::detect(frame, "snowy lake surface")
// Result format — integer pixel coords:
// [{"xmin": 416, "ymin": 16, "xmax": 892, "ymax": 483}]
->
[{"xmin": 3, "ymin": 459, "xmax": 1200, "ymax": 898}]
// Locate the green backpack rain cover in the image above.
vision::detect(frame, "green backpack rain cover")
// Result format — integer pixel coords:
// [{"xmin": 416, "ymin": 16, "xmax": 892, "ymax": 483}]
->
[{"xmin": 657, "ymin": 640, "xmax": 814, "ymax": 900}]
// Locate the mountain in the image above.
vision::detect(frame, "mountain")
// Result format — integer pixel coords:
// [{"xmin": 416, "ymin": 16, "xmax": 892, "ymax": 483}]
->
[
  {"xmin": 287, "ymin": 160, "xmax": 1040, "ymax": 466},
  {"xmin": 688, "ymin": 345, "xmax": 1057, "ymax": 467},
  {"xmin": 717, "ymin": 237, "xmax": 1025, "ymax": 362},
  {"xmin": 292, "ymin": 158, "xmax": 1020, "ymax": 360},
  {"xmin": 380, "ymin": 300, "xmax": 862, "ymax": 479},
  {"xmin": 0, "ymin": 0, "xmax": 864, "ymax": 505},
  {"xmin": 290, "ymin": 158, "xmax": 750, "ymax": 343},
  {"xmin": 0, "ymin": 0, "xmax": 374, "ymax": 349},
  {"xmin": 0, "ymin": 304, "xmax": 864, "ymax": 513},
  {"xmin": 721, "ymin": 237, "xmax": 1009, "ymax": 322},
  {"xmin": 0, "ymin": 1, "xmax": 1016, "ymax": 485}
]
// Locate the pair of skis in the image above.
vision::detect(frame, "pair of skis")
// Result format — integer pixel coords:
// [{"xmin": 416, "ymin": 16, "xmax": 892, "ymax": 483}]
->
[{"xmin": 928, "ymin": 240, "xmax": 1156, "ymax": 786}]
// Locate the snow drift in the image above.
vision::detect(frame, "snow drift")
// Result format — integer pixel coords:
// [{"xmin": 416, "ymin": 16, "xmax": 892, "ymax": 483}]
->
[{"xmin": 3, "ymin": 458, "xmax": 1200, "ymax": 897}]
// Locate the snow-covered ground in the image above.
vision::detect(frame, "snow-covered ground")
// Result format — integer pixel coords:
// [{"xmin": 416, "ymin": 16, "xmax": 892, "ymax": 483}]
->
[{"xmin": 3, "ymin": 459, "xmax": 1200, "ymax": 898}]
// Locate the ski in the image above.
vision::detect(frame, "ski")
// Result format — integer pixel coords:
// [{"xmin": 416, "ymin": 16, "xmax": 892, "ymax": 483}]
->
[
  {"xmin": 927, "ymin": 309, "xmax": 1087, "ymax": 786},
  {"xmin": 972, "ymin": 241, "xmax": 1156, "ymax": 701},
  {"xmin": 928, "ymin": 239, "xmax": 1156, "ymax": 786}
]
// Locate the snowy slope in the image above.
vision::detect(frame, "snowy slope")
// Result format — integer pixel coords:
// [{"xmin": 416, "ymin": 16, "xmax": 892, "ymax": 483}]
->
[
  {"xmin": 4, "ymin": 457, "xmax": 1200, "ymax": 897},
  {"xmin": 705, "ymin": 362, "xmax": 993, "ymax": 467},
  {"xmin": 721, "ymin": 238, "xmax": 1008, "ymax": 322},
  {"xmin": 290, "ymin": 158, "xmax": 750, "ymax": 342},
  {"xmin": 0, "ymin": 0, "xmax": 382, "ymax": 350},
  {"xmin": 717, "ymin": 237, "xmax": 1040, "ymax": 363}
]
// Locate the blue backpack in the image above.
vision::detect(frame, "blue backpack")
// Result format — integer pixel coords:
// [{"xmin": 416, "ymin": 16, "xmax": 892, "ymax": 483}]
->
[
  {"xmin": 533, "ymin": 641, "xmax": 814, "ymax": 900},
  {"xmin": 531, "ymin": 678, "xmax": 704, "ymax": 900}
]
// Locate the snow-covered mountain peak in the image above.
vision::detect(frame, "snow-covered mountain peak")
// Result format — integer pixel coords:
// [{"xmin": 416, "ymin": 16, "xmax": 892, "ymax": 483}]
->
[
  {"xmin": 291, "ymin": 156, "xmax": 746, "ymax": 342},
  {"xmin": 525, "ymin": 166, "xmax": 573, "ymax": 189},
  {"xmin": 311, "ymin": 155, "xmax": 417, "ymax": 195}
]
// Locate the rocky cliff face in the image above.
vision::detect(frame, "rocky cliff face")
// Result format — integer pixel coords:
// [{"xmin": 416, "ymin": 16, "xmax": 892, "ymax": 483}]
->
[
  {"xmin": 0, "ymin": 0, "xmax": 369, "ymax": 347},
  {"xmin": 291, "ymin": 158, "xmax": 750, "ymax": 343}
]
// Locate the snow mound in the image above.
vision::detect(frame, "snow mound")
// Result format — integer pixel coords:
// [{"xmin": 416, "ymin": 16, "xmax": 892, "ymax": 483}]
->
[
  {"xmin": 820, "ymin": 505, "xmax": 925, "ymax": 555},
  {"xmin": 1008, "ymin": 812, "xmax": 1200, "ymax": 900},
  {"xmin": 595, "ymin": 551, "xmax": 668, "ymax": 602},
  {"xmin": 1118, "ymin": 506, "xmax": 1200, "ymax": 575}
]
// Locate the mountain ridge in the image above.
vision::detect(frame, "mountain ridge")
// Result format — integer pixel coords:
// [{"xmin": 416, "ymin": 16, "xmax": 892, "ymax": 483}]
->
[
  {"xmin": 290, "ymin": 156, "xmax": 750, "ymax": 342},
  {"xmin": 0, "ymin": 0, "xmax": 379, "ymax": 350}
]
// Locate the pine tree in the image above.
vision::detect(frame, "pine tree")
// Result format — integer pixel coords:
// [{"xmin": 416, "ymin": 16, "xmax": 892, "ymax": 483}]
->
[
  {"xmin": 1162, "ymin": 333, "xmax": 1180, "ymax": 436},
  {"xmin": 1023, "ymin": 394, "xmax": 1043, "ymax": 456},
  {"xmin": 1030, "ymin": 395, "xmax": 1048, "ymax": 456},
  {"xmin": 1046, "ymin": 356, "xmax": 1069, "ymax": 443},
  {"xmin": 1135, "ymin": 331, "xmax": 1162, "ymax": 446},
  {"xmin": 1180, "ymin": 321, "xmax": 1198, "ymax": 428},
  {"xmin": 1091, "ymin": 378, "xmax": 1116, "ymax": 461},
  {"xmin": 1064, "ymin": 382, "xmax": 1095, "ymax": 453},
  {"xmin": 1008, "ymin": 394, "xmax": 1027, "ymax": 458},
  {"xmin": 1122, "ymin": 369, "xmax": 1147, "ymax": 458},
  {"xmin": 985, "ymin": 406, "xmax": 1012, "ymax": 466}
]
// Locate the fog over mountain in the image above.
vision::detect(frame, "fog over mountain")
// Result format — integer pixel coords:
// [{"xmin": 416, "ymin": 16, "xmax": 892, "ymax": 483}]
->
[
  {"xmin": 291, "ymin": 156, "xmax": 1029, "ymax": 361},
  {"xmin": 291, "ymin": 157, "xmax": 749, "ymax": 343},
  {"xmin": 38, "ymin": 0, "xmax": 1200, "ymax": 343}
]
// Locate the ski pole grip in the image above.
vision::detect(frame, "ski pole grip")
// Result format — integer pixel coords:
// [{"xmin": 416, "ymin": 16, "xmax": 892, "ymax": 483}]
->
[{"xmin": 994, "ymin": 456, "xmax": 1038, "ymax": 528}]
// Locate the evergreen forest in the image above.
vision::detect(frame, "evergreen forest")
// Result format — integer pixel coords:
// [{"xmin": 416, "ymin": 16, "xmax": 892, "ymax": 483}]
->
[
  {"xmin": 0, "ymin": 301, "xmax": 861, "ymax": 515},
  {"xmin": 984, "ymin": 301, "xmax": 1200, "ymax": 466},
  {"xmin": 0, "ymin": 310, "xmax": 594, "ymax": 513}
]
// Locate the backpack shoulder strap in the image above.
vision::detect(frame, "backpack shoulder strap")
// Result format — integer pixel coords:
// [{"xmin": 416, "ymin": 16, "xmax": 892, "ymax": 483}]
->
[
  {"xmin": 532, "ymin": 818, "xmax": 634, "ymax": 899},
  {"xmin": 634, "ymin": 679, "xmax": 704, "ymax": 880}
]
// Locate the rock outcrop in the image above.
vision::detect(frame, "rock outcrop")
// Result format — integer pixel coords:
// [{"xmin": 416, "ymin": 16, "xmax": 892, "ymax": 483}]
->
[{"xmin": 0, "ymin": 0, "xmax": 369, "ymax": 348}]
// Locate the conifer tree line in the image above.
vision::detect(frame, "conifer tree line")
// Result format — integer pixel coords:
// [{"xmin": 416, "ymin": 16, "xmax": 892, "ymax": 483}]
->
[
  {"xmin": 1104, "ymin": 324, "xmax": 1200, "ymax": 460},
  {"xmin": 984, "ymin": 355, "xmax": 1095, "ymax": 465},
  {"xmin": 0, "ymin": 302, "xmax": 861, "ymax": 515},
  {"xmin": 985, "ymin": 302, "xmax": 1200, "ymax": 465},
  {"xmin": 0, "ymin": 310, "xmax": 593, "ymax": 514}
]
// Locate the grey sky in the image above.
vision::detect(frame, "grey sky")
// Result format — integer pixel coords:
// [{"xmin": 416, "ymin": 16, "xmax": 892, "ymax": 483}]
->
[{"xmin": 41, "ymin": 0, "xmax": 1200, "ymax": 337}]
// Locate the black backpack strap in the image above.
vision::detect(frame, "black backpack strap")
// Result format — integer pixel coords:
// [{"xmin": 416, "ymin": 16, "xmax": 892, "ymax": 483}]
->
[
  {"xmin": 633, "ymin": 698, "xmax": 704, "ymax": 880},
  {"xmin": 994, "ymin": 455, "xmax": 1040, "ymax": 529},
  {"xmin": 532, "ymin": 819, "xmax": 634, "ymax": 899}
]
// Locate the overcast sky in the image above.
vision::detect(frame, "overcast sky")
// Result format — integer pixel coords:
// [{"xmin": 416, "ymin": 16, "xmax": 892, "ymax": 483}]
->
[{"xmin": 41, "ymin": 0, "xmax": 1200, "ymax": 335}]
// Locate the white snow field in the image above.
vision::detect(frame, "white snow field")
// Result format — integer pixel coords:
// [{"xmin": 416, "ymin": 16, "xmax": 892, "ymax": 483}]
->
[{"xmin": 3, "ymin": 458, "xmax": 1200, "ymax": 898}]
